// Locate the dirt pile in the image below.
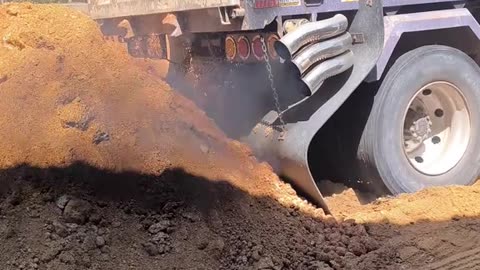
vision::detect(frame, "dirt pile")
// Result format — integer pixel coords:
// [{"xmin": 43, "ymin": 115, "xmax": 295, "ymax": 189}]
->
[
  {"xmin": 0, "ymin": 2, "xmax": 285, "ymax": 202},
  {"xmin": 0, "ymin": 167, "xmax": 401, "ymax": 270},
  {"xmin": 325, "ymin": 182, "xmax": 480, "ymax": 269},
  {"xmin": 0, "ymin": 3, "xmax": 399, "ymax": 270},
  {"xmin": 328, "ymin": 182, "xmax": 480, "ymax": 225}
]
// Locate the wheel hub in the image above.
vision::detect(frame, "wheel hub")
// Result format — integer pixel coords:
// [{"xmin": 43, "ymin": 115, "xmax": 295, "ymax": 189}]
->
[
  {"xmin": 411, "ymin": 116, "xmax": 432, "ymax": 140},
  {"xmin": 402, "ymin": 81, "xmax": 471, "ymax": 176}
]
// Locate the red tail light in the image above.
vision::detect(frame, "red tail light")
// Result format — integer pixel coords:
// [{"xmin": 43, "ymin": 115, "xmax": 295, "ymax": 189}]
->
[
  {"xmin": 267, "ymin": 34, "xmax": 280, "ymax": 60},
  {"xmin": 237, "ymin": 36, "xmax": 250, "ymax": 60},
  {"xmin": 254, "ymin": 0, "xmax": 279, "ymax": 8},
  {"xmin": 225, "ymin": 36, "xmax": 237, "ymax": 61},
  {"xmin": 251, "ymin": 35, "xmax": 265, "ymax": 60}
]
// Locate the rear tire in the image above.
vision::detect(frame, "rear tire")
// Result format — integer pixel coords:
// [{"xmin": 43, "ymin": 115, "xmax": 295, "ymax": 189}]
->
[{"xmin": 358, "ymin": 45, "xmax": 480, "ymax": 194}]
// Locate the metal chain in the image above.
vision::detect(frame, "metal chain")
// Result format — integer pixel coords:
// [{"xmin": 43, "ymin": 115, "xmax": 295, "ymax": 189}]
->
[{"xmin": 260, "ymin": 36, "xmax": 286, "ymax": 140}]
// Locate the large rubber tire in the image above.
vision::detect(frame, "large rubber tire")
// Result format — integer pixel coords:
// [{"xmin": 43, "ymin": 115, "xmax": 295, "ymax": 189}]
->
[{"xmin": 357, "ymin": 45, "xmax": 480, "ymax": 194}]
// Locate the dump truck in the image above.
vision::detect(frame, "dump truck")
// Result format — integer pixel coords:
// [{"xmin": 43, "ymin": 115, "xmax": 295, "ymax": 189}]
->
[{"xmin": 85, "ymin": 0, "xmax": 480, "ymax": 212}]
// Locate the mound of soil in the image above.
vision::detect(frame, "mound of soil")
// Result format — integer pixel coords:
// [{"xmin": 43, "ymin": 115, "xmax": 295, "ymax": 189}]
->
[
  {"xmin": 325, "ymin": 182, "xmax": 480, "ymax": 269},
  {"xmin": 0, "ymin": 3, "xmax": 399, "ymax": 270},
  {"xmin": 0, "ymin": 2, "xmax": 290, "ymax": 203}
]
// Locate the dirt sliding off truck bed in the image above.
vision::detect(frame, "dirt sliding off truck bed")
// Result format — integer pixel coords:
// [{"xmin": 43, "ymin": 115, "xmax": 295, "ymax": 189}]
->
[{"xmin": 87, "ymin": 0, "xmax": 480, "ymax": 211}]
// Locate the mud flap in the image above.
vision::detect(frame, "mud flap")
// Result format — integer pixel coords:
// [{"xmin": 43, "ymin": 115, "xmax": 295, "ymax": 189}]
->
[{"xmin": 246, "ymin": 0, "xmax": 384, "ymax": 214}]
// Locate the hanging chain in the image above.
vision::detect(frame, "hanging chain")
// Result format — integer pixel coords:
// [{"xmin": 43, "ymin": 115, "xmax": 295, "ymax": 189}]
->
[{"xmin": 260, "ymin": 36, "xmax": 286, "ymax": 140}]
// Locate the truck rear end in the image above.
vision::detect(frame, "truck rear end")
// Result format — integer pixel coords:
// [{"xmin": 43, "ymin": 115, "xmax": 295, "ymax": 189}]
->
[
  {"xmin": 88, "ymin": 0, "xmax": 480, "ymax": 214},
  {"xmin": 86, "ymin": 0, "xmax": 384, "ymax": 212}
]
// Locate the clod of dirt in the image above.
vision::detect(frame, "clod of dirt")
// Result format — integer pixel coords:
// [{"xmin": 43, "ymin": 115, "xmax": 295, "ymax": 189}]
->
[
  {"xmin": 40, "ymin": 246, "xmax": 62, "ymax": 263},
  {"xmin": 52, "ymin": 220, "xmax": 68, "ymax": 237},
  {"xmin": 255, "ymin": 257, "xmax": 275, "ymax": 269},
  {"xmin": 62, "ymin": 199, "xmax": 92, "ymax": 224},
  {"xmin": 148, "ymin": 220, "xmax": 170, "ymax": 234},
  {"xmin": 58, "ymin": 252, "xmax": 76, "ymax": 265},
  {"xmin": 95, "ymin": 236, "xmax": 106, "ymax": 247},
  {"xmin": 55, "ymin": 195, "xmax": 71, "ymax": 210},
  {"xmin": 143, "ymin": 242, "xmax": 160, "ymax": 256}
]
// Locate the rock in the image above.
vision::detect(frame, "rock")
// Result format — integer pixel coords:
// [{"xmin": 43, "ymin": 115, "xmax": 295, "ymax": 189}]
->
[
  {"xmin": 63, "ymin": 199, "xmax": 91, "ymax": 224},
  {"xmin": 95, "ymin": 235, "xmax": 106, "ymax": 247},
  {"xmin": 148, "ymin": 220, "xmax": 170, "ymax": 234},
  {"xmin": 56, "ymin": 195, "xmax": 71, "ymax": 210},
  {"xmin": 256, "ymin": 257, "xmax": 275, "ymax": 269},
  {"xmin": 143, "ymin": 242, "xmax": 159, "ymax": 256}
]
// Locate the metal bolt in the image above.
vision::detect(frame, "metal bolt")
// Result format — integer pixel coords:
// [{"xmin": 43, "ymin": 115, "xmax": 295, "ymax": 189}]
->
[{"xmin": 230, "ymin": 8, "xmax": 245, "ymax": 19}]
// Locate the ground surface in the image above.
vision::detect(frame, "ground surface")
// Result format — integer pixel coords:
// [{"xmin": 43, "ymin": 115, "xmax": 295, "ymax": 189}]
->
[{"xmin": 0, "ymin": 3, "xmax": 480, "ymax": 270}]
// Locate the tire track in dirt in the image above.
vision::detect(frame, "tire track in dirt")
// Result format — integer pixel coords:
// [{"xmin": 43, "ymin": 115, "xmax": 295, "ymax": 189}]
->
[{"xmin": 426, "ymin": 246, "xmax": 480, "ymax": 270}]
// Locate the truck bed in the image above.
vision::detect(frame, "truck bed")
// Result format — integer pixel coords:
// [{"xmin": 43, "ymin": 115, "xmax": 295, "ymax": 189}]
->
[{"xmin": 88, "ymin": 0, "xmax": 240, "ymax": 19}]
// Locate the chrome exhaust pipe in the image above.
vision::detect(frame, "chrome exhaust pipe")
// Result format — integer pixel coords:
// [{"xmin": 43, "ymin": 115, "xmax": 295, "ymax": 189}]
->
[
  {"xmin": 302, "ymin": 50, "xmax": 354, "ymax": 95},
  {"xmin": 292, "ymin": 33, "xmax": 352, "ymax": 76},
  {"xmin": 274, "ymin": 14, "xmax": 348, "ymax": 60}
]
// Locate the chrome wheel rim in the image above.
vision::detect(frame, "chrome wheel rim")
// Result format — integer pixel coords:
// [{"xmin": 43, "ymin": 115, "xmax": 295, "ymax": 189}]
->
[{"xmin": 402, "ymin": 81, "xmax": 471, "ymax": 176}]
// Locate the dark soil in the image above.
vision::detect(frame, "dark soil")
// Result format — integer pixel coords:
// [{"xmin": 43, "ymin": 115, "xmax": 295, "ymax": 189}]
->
[{"xmin": 0, "ymin": 164, "xmax": 400, "ymax": 270}]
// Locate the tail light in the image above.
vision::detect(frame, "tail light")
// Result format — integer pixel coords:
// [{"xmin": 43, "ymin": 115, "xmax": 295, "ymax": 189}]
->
[
  {"xmin": 251, "ymin": 35, "xmax": 265, "ymax": 60},
  {"xmin": 267, "ymin": 34, "xmax": 280, "ymax": 60},
  {"xmin": 225, "ymin": 36, "xmax": 237, "ymax": 61},
  {"xmin": 237, "ymin": 36, "xmax": 251, "ymax": 60}
]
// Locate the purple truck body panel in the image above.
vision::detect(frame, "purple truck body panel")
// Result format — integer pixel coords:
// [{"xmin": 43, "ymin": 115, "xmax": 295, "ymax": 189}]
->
[
  {"xmin": 242, "ymin": 0, "xmax": 462, "ymax": 30},
  {"xmin": 367, "ymin": 8, "xmax": 480, "ymax": 81}
]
